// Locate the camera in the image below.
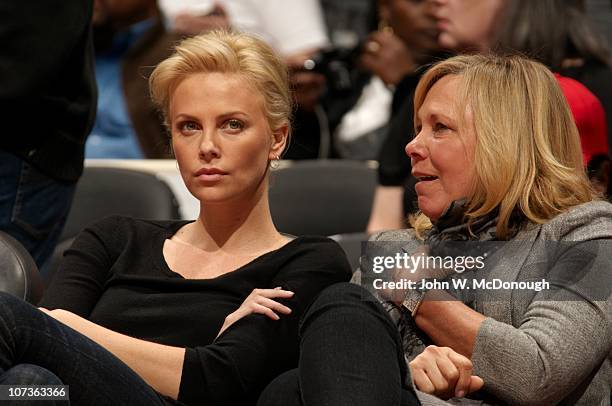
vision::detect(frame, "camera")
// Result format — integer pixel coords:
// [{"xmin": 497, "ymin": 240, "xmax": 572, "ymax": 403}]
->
[{"xmin": 301, "ymin": 44, "xmax": 363, "ymax": 93}]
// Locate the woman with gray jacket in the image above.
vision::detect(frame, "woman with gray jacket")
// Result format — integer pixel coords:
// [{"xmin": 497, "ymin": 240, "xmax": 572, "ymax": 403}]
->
[{"xmin": 258, "ymin": 54, "xmax": 611, "ymax": 406}]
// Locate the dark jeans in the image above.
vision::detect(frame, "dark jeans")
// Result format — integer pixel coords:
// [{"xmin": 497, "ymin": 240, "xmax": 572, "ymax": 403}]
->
[
  {"xmin": 257, "ymin": 283, "xmax": 421, "ymax": 406},
  {"xmin": 0, "ymin": 151, "xmax": 75, "ymax": 276},
  {"xmin": 0, "ymin": 364, "xmax": 67, "ymax": 405},
  {"xmin": 0, "ymin": 292, "xmax": 181, "ymax": 406}
]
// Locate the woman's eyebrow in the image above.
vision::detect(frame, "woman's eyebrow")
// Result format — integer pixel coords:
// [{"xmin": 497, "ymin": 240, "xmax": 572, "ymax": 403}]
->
[
  {"xmin": 217, "ymin": 111, "xmax": 249, "ymax": 120},
  {"xmin": 173, "ymin": 113, "xmax": 199, "ymax": 122}
]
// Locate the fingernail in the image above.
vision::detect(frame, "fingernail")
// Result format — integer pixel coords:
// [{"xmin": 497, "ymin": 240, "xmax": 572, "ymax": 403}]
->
[{"xmin": 456, "ymin": 390, "xmax": 465, "ymax": 398}]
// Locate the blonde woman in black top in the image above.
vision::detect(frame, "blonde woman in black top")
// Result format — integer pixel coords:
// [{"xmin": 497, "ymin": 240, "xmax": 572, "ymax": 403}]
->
[{"xmin": 0, "ymin": 30, "xmax": 351, "ymax": 406}]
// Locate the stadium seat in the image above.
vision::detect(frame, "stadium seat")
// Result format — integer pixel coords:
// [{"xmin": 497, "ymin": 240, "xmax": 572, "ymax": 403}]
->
[
  {"xmin": 47, "ymin": 167, "xmax": 181, "ymax": 283},
  {"xmin": 0, "ymin": 231, "xmax": 44, "ymax": 304},
  {"xmin": 269, "ymin": 160, "xmax": 377, "ymax": 236}
]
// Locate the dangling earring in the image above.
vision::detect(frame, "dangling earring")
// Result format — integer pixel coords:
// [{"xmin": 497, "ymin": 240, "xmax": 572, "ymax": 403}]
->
[{"xmin": 270, "ymin": 154, "xmax": 280, "ymax": 169}]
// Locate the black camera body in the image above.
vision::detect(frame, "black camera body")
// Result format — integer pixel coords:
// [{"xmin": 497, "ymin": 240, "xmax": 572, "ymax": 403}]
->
[{"xmin": 301, "ymin": 44, "xmax": 363, "ymax": 93}]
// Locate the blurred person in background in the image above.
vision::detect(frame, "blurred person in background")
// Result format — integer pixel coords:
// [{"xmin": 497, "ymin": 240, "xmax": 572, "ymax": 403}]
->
[
  {"xmin": 586, "ymin": 0, "xmax": 612, "ymax": 50},
  {"xmin": 86, "ymin": 0, "xmax": 180, "ymax": 159},
  {"xmin": 0, "ymin": 0, "xmax": 96, "ymax": 274},
  {"xmin": 158, "ymin": 0, "xmax": 330, "ymax": 159},
  {"xmin": 494, "ymin": 0, "xmax": 612, "ymax": 159},
  {"xmin": 365, "ymin": 0, "xmax": 446, "ymax": 232},
  {"xmin": 439, "ymin": 0, "xmax": 612, "ymax": 196},
  {"xmin": 369, "ymin": 0, "xmax": 612, "ymax": 234}
]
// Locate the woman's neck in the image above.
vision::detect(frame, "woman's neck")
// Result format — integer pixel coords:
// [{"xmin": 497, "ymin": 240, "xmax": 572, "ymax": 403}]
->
[{"xmin": 179, "ymin": 188, "xmax": 284, "ymax": 254}]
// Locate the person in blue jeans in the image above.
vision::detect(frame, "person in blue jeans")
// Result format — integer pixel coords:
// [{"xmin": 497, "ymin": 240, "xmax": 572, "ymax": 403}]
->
[
  {"xmin": 0, "ymin": 0, "xmax": 96, "ymax": 276},
  {"xmin": 0, "ymin": 31, "xmax": 352, "ymax": 405}
]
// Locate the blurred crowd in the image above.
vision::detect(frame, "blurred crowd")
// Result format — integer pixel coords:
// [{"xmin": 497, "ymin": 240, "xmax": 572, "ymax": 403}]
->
[{"xmin": 85, "ymin": 0, "xmax": 612, "ymax": 200}]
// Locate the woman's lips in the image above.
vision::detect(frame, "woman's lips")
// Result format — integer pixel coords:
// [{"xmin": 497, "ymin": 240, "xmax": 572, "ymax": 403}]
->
[
  {"xmin": 194, "ymin": 168, "xmax": 228, "ymax": 182},
  {"xmin": 414, "ymin": 176, "xmax": 439, "ymax": 194},
  {"xmin": 197, "ymin": 173, "xmax": 225, "ymax": 182},
  {"xmin": 436, "ymin": 19, "xmax": 450, "ymax": 31}
]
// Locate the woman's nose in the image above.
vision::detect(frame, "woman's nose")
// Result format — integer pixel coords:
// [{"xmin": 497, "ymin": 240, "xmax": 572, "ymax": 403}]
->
[
  {"xmin": 405, "ymin": 132, "xmax": 427, "ymax": 162},
  {"xmin": 198, "ymin": 133, "xmax": 221, "ymax": 161}
]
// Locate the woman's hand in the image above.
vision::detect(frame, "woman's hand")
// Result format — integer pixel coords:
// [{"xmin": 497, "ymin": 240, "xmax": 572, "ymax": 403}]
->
[
  {"xmin": 360, "ymin": 30, "xmax": 416, "ymax": 86},
  {"xmin": 409, "ymin": 345, "xmax": 484, "ymax": 399},
  {"xmin": 217, "ymin": 287, "xmax": 294, "ymax": 337}
]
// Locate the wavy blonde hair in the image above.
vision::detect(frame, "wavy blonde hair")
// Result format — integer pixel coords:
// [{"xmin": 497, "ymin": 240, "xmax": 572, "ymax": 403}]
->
[
  {"xmin": 149, "ymin": 30, "xmax": 292, "ymax": 143},
  {"xmin": 411, "ymin": 54, "xmax": 595, "ymax": 239}
]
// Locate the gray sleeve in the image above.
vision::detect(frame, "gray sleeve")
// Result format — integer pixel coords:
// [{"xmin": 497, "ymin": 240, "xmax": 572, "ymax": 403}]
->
[{"xmin": 471, "ymin": 240, "xmax": 611, "ymax": 405}]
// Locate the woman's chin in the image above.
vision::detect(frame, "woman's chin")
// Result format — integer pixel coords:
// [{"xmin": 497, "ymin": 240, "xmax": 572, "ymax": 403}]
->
[{"xmin": 417, "ymin": 197, "xmax": 444, "ymax": 222}]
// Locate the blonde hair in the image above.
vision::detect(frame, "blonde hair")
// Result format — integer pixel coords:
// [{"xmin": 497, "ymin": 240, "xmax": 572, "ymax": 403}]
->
[
  {"xmin": 149, "ymin": 30, "xmax": 292, "ymax": 144},
  {"xmin": 411, "ymin": 54, "xmax": 595, "ymax": 239}
]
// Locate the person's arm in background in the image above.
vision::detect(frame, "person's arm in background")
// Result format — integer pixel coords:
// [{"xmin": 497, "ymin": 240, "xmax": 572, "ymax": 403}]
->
[
  {"xmin": 367, "ymin": 186, "xmax": 406, "ymax": 232},
  {"xmin": 360, "ymin": 30, "xmax": 417, "ymax": 87},
  {"xmin": 367, "ymin": 93, "xmax": 417, "ymax": 233},
  {"xmin": 0, "ymin": 0, "xmax": 91, "ymax": 105},
  {"xmin": 254, "ymin": 0, "xmax": 330, "ymax": 112}
]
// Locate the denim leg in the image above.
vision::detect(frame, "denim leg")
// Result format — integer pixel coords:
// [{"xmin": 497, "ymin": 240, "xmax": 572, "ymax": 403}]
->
[
  {"xmin": 259, "ymin": 282, "xmax": 419, "ymax": 406},
  {"xmin": 0, "ymin": 364, "xmax": 68, "ymax": 405},
  {"xmin": 0, "ymin": 292, "xmax": 173, "ymax": 406},
  {"xmin": 0, "ymin": 151, "xmax": 75, "ymax": 275}
]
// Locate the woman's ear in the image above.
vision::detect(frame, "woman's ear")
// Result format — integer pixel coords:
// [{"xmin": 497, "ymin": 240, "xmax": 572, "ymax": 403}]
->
[{"xmin": 269, "ymin": 123, "xmax": 289, "ymax": 159}]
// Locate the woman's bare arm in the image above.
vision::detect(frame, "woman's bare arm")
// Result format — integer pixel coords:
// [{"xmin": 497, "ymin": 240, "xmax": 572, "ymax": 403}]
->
[{"xmin": 40, "ymin": 308, "xmax": 184, "ymax": 400}]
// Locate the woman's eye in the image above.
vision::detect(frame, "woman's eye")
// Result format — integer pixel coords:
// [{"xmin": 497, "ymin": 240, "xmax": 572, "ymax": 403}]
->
[
  {"xmin": 178, "ymin": 121, "xmax": 199, "ymax": 133},
  {"xmin": 433, "ymin": 122, "xmax": 449, "ymax": 132},
  {"xmin": 224, "ymin": 119, "xmax": 244, "ymax": 131}
]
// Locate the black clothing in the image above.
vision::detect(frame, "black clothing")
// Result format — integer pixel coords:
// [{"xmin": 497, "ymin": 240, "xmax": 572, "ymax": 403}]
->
[
  {"xmin": 0, "ymin": 0, "xmax": 97, "ymax": 183},
  {"xmin": 257, "ymin": 283, "xmax": 421, "ymax": 406},
  {"xmin": 41, "ymin": 216, "xmax": 352, "ymax": 405},
  {"xmin": 377, "ymin": 73, "xmax": 421, "ymax": 187},
  {"xmin": 562, "ymin": 61, "xmax": 612, "ymax": 153},
  {"xmin": 377, "ymin": 73, "xmax": 424, "ymax": 216}
]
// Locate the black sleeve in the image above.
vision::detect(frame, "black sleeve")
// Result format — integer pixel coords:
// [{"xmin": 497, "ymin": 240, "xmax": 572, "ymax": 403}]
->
[
  {"xmin": 39, "ymin": 216, "xmax": 122, "ymax": 317},
  {"xmin": 377, "ymin": 87, "xmax": 415, "ymax": 186},
  {"xmin": 0, "ymin": 1, "xmax": 91, "ymax": 101},
  {"xmin": 177, "ymin": 239, "xmax": 352, "ymax": 406}
]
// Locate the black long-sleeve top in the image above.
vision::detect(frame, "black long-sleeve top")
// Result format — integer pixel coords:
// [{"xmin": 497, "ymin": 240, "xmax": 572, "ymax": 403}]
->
[{"xmin": 41, "ymin": 216, "xmax": 352, "ymax": 405}]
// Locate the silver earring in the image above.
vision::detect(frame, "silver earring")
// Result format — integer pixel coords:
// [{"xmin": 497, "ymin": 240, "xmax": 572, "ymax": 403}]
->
[{"xmin": 270, "ymin": 155, "xmax": 280, "ymax": 169}]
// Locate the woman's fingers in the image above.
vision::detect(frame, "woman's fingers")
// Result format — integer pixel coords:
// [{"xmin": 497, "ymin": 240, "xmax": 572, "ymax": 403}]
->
[
  {"xmin": 410, "ymin": 349, "xmax": 449, "ymax": 396},
  {"xmin": 410, "ymin": 346, "xmax": 483, "ymax": 399},
  {"xmin": 422, "ymin": 356, "xmax": 450, "ymax": 395},
  {"xmin": 252, "ymin": 303, "xmax": 280, "ymax": 320},
  {"xmin": 251, "ymin": 288, "xmax": 294, "ymax": 298},
  {"xmin": 256, "ymin": 297, "xmax": 292, "ymax": 315},
  {"xmin": 469, "ymin": 375, "xmax": 485, "ymax": 393},
  {"xmin": 445, "ymin": 349, "xmax": 474, "ymax": 397},
  {"xmin": 411, "ymin": 367, "xmax": 435, "ymax": 394},
  {"xmin": 234, "ymin": 287, "xmax": 296, "ymax": 322},
  {"xmin": 434, "ymin": 355, "xmax": 460, "ymax": 394}
]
